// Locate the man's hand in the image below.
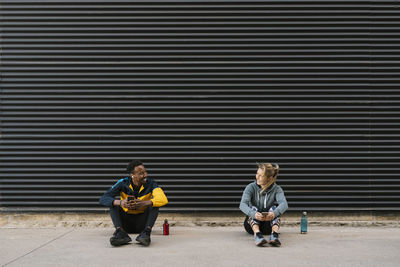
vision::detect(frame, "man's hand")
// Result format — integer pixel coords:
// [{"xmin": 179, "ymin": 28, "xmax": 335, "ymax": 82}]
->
[
  {"xmin": 128, "ymin": 199, "xmax": 152, "ymax": 210},
  {"xmin": 255, "ymin": 212, "xmax": 264, "ymax": 221},
  {"xmin": 120, "ymin": 199, "xmax": 130, "ymax": 209}
]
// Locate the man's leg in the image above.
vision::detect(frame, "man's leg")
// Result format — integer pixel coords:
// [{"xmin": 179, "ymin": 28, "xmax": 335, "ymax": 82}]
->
[
  {"xmin": 135, "ymin": 206, "xmax": 159, "ymax": 246},
  {"xmin": 109, "ymin": 205, "xmax": 122, "ymax": 228},
  {"xmin": 108, "ymin": 206, "xmax": 132, "ymax": 246},
  {"xmin": 145, "ymin": 206, "xmax": 159, "ymax": 229}
]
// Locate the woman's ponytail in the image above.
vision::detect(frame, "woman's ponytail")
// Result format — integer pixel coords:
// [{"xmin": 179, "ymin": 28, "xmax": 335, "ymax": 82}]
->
[{"xmin": 258, "ymin": 163, "xmax": 279, "ymax": 193}]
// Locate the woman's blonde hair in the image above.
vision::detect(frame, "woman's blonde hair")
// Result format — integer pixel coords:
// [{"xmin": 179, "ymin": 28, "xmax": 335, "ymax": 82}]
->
[{"xmin": 258, "ymin": 163, "xmax": 279, "ymax": 193}]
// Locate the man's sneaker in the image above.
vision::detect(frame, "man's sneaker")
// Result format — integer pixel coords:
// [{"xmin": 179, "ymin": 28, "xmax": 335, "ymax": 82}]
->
[
  {"xmin": 110, "ymin": 228, "xmax": 132, "ymax": 247},
  {"xmin": 269, "ymin": 231, "xmax": 281, "ymax": 247},
  {"xmin": 135, "ymin": 227, "xmax": 151, "ymax": 246},
  {"xmin": 254, "ymin": 232, "xmax": 267, "ymax": 247}
]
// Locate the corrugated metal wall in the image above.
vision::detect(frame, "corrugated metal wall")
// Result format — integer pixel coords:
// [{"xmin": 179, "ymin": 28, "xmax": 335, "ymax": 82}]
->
[{"xmin": 1, "ymin": 0, "xmax": 399, "ymax": 212}]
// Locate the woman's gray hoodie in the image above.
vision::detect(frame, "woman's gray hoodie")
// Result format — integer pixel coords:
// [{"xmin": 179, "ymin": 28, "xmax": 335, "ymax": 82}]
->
[{"xmin": 239, "ymin": 182, "xmax": 288, "ymax": 219}]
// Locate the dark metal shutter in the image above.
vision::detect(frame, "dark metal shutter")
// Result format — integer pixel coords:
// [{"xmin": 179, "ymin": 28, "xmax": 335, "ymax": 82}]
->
[{"xmin": 1, "ymin": 0, "xmax": 399, "ymax": 212}]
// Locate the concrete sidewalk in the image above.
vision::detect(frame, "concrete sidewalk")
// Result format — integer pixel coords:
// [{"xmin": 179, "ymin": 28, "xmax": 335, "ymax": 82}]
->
[{"xmin": 1, "ymin": 226, "xmax": 399, "ymax": 267}]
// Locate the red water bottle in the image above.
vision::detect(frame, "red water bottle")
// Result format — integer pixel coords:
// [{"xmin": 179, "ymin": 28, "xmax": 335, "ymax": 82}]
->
[{"xmin": 163, "ymin": 219, "xmax": 169, "ymax": 235}]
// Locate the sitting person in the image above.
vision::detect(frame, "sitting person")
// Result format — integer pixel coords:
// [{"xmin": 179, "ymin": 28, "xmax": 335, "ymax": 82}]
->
[
  {"xmin": 239, "ymin": 163, "xmax": 288, "ymax": 247},
  {"xmin": 99, "ymin": 160, "xmax": 168, "ymax": 247}
]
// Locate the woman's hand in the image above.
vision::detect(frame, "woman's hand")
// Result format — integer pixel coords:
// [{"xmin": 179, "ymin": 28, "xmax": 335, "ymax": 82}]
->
[
  {"xmin": 255, "ymin": 212, "xmax": 264, "ymax": 221},
  {"xmin": 264, "ymin": 212, "xmax": 275, "ymax": 221}
]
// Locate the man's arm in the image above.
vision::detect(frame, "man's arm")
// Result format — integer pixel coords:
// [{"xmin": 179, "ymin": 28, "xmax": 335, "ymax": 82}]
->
[
  {"xmin": 129, "ymin": 180, "xmax": 167, "ymax": 210},
  {"xmin": 147, "ymin": 180, "xmax": 168, "ymax": 207},
  {"xmin": 151, "ymin": 187, "xmax": 168, "ymax": 207},
  {"xmin": 112, "ymin": 199, "xmax": 123, "ymax": 207},
  {"xmin": 99, "ymin": 179, "xmax": 124, "ymax": 208}
]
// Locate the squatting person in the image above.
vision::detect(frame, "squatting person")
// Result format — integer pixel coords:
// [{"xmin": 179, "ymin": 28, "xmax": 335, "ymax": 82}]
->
[
  {"xmin": 99, "ymin": 160, "xmax": 168, "ymax": 247},
  {"xmin": 239, "ymin": 163, "xmax": 288, "ymax": 247}
]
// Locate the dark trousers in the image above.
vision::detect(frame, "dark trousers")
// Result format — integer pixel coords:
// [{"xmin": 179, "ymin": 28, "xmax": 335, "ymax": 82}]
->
[
  {"xmin": 109, "ymin": 205, "xmax": 159, "ymax": 234},
  {"xmin": 243, "ymin": 205, "xmax": 281, "ymax": 235}
]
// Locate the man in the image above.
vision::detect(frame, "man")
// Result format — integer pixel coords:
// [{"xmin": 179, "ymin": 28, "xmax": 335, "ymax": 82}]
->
[{"xmin": 99, "ymin": 160, "xmax": 168, "ymax": 247}]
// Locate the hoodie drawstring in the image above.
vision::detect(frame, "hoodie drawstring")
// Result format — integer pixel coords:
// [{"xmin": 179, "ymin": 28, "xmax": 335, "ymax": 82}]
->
[{"xmin": 264, "ymin": 194, "xmax": 267, "ymax": 209}]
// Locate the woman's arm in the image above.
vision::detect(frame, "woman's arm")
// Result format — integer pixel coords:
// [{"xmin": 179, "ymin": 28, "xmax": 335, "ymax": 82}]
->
[
  {"xmin": 273, "ymin": 186, "xmax": 289, "ymax": 217},
  {"xmin": 239, "ymin": 184, "xmax": 257, "ymax": 219}
]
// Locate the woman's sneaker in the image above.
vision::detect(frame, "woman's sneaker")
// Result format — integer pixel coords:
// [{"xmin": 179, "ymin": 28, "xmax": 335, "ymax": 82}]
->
[
  {"xmin": 269, "ymin": 232, "xmax": 281, "ymax": 247},
  {"xmin": 254, "ymin": 232, "xmax": 267, "ymax": 246},
  {"xmin": 110, "ymin": 228, "xmax": 132, "ymax": 247}
]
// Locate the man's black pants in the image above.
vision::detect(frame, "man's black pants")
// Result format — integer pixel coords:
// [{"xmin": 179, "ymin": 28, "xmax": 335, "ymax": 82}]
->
[{"xmin": 109, "ymin": 206, "xmax": 159, "ymax": 234}]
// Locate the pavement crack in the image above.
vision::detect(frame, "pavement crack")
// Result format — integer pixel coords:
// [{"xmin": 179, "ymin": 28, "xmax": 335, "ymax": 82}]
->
[{"xmin": 2, "ymin": 229, "xmax": 75, "ymax": 267}]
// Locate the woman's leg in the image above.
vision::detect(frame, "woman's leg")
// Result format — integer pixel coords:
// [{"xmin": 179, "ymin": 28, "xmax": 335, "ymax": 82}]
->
[
  {"xmin": 260, "ymin": 221, "xmax": 272, "ymax": 235},
  {"xmin": 244, "ymin": 216, "xmax": 263, "ymax": 235},
  {"xmin": 243, "ymin": 216, "xmax": 254, "ymax": 234},
  {"xmin": 268, "ymin": 206, "xmax": 281, "ymax": 233},
  {"xmin": 247, "ymin": 216, "xmax": 268, "ymax": 246},
  {"xmin": 268, "ymin": 206, "xmax": 282, "ymax": 247},
  {"xmin": 245, "ymin": 216, "xmax": 261, "ymax": 234},
  {"xmin": 243, "ymin": 207, "xmax": 268, "ymax": 246}
]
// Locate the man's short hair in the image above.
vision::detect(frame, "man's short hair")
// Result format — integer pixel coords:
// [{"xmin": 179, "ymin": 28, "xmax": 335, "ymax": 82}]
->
[{"xmin": 126, "ymin": 160, "xmax": 144, "ymax": 173}]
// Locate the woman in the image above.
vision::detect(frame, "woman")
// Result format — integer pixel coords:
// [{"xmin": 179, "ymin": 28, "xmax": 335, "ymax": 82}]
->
[{"xmin": 239, "ymin": 163, "xmax": 288, "ymax": 247}]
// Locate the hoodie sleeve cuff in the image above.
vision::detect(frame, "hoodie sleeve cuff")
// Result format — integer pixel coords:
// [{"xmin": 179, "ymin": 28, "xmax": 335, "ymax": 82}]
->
[
  {"xmin": 249, "ymin": 209, "xmax": 257, "ymax": 219},
  {"xmin": 273, "ymin": 210, "xmax": 280, "ymax": 218}
]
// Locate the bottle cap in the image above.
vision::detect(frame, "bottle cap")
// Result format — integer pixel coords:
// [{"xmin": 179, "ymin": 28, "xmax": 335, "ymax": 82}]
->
[
  {"xmin": 302, "ymin": 211, "xmax": 307, "ymax": 215},
  {"xmin": 164, "ymin": 219, "xmax": 168, "ymax": 223}
]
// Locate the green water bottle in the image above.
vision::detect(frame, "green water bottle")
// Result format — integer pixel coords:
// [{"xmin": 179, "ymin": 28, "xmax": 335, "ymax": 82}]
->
[{"xmin": 301, "ymin": 211, "xmax": 308, "ymax": 234}]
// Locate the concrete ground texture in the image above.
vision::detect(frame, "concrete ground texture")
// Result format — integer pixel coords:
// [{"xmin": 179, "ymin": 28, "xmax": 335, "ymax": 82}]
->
[{"xmin": 1, "ymin": 213, "xmax": 400, "ymax": 267}]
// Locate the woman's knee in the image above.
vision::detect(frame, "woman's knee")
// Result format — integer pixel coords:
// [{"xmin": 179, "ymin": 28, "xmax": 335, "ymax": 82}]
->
[{"xmin": 243, "ymin": 217, "xmax": 254, "ymax": 235}]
